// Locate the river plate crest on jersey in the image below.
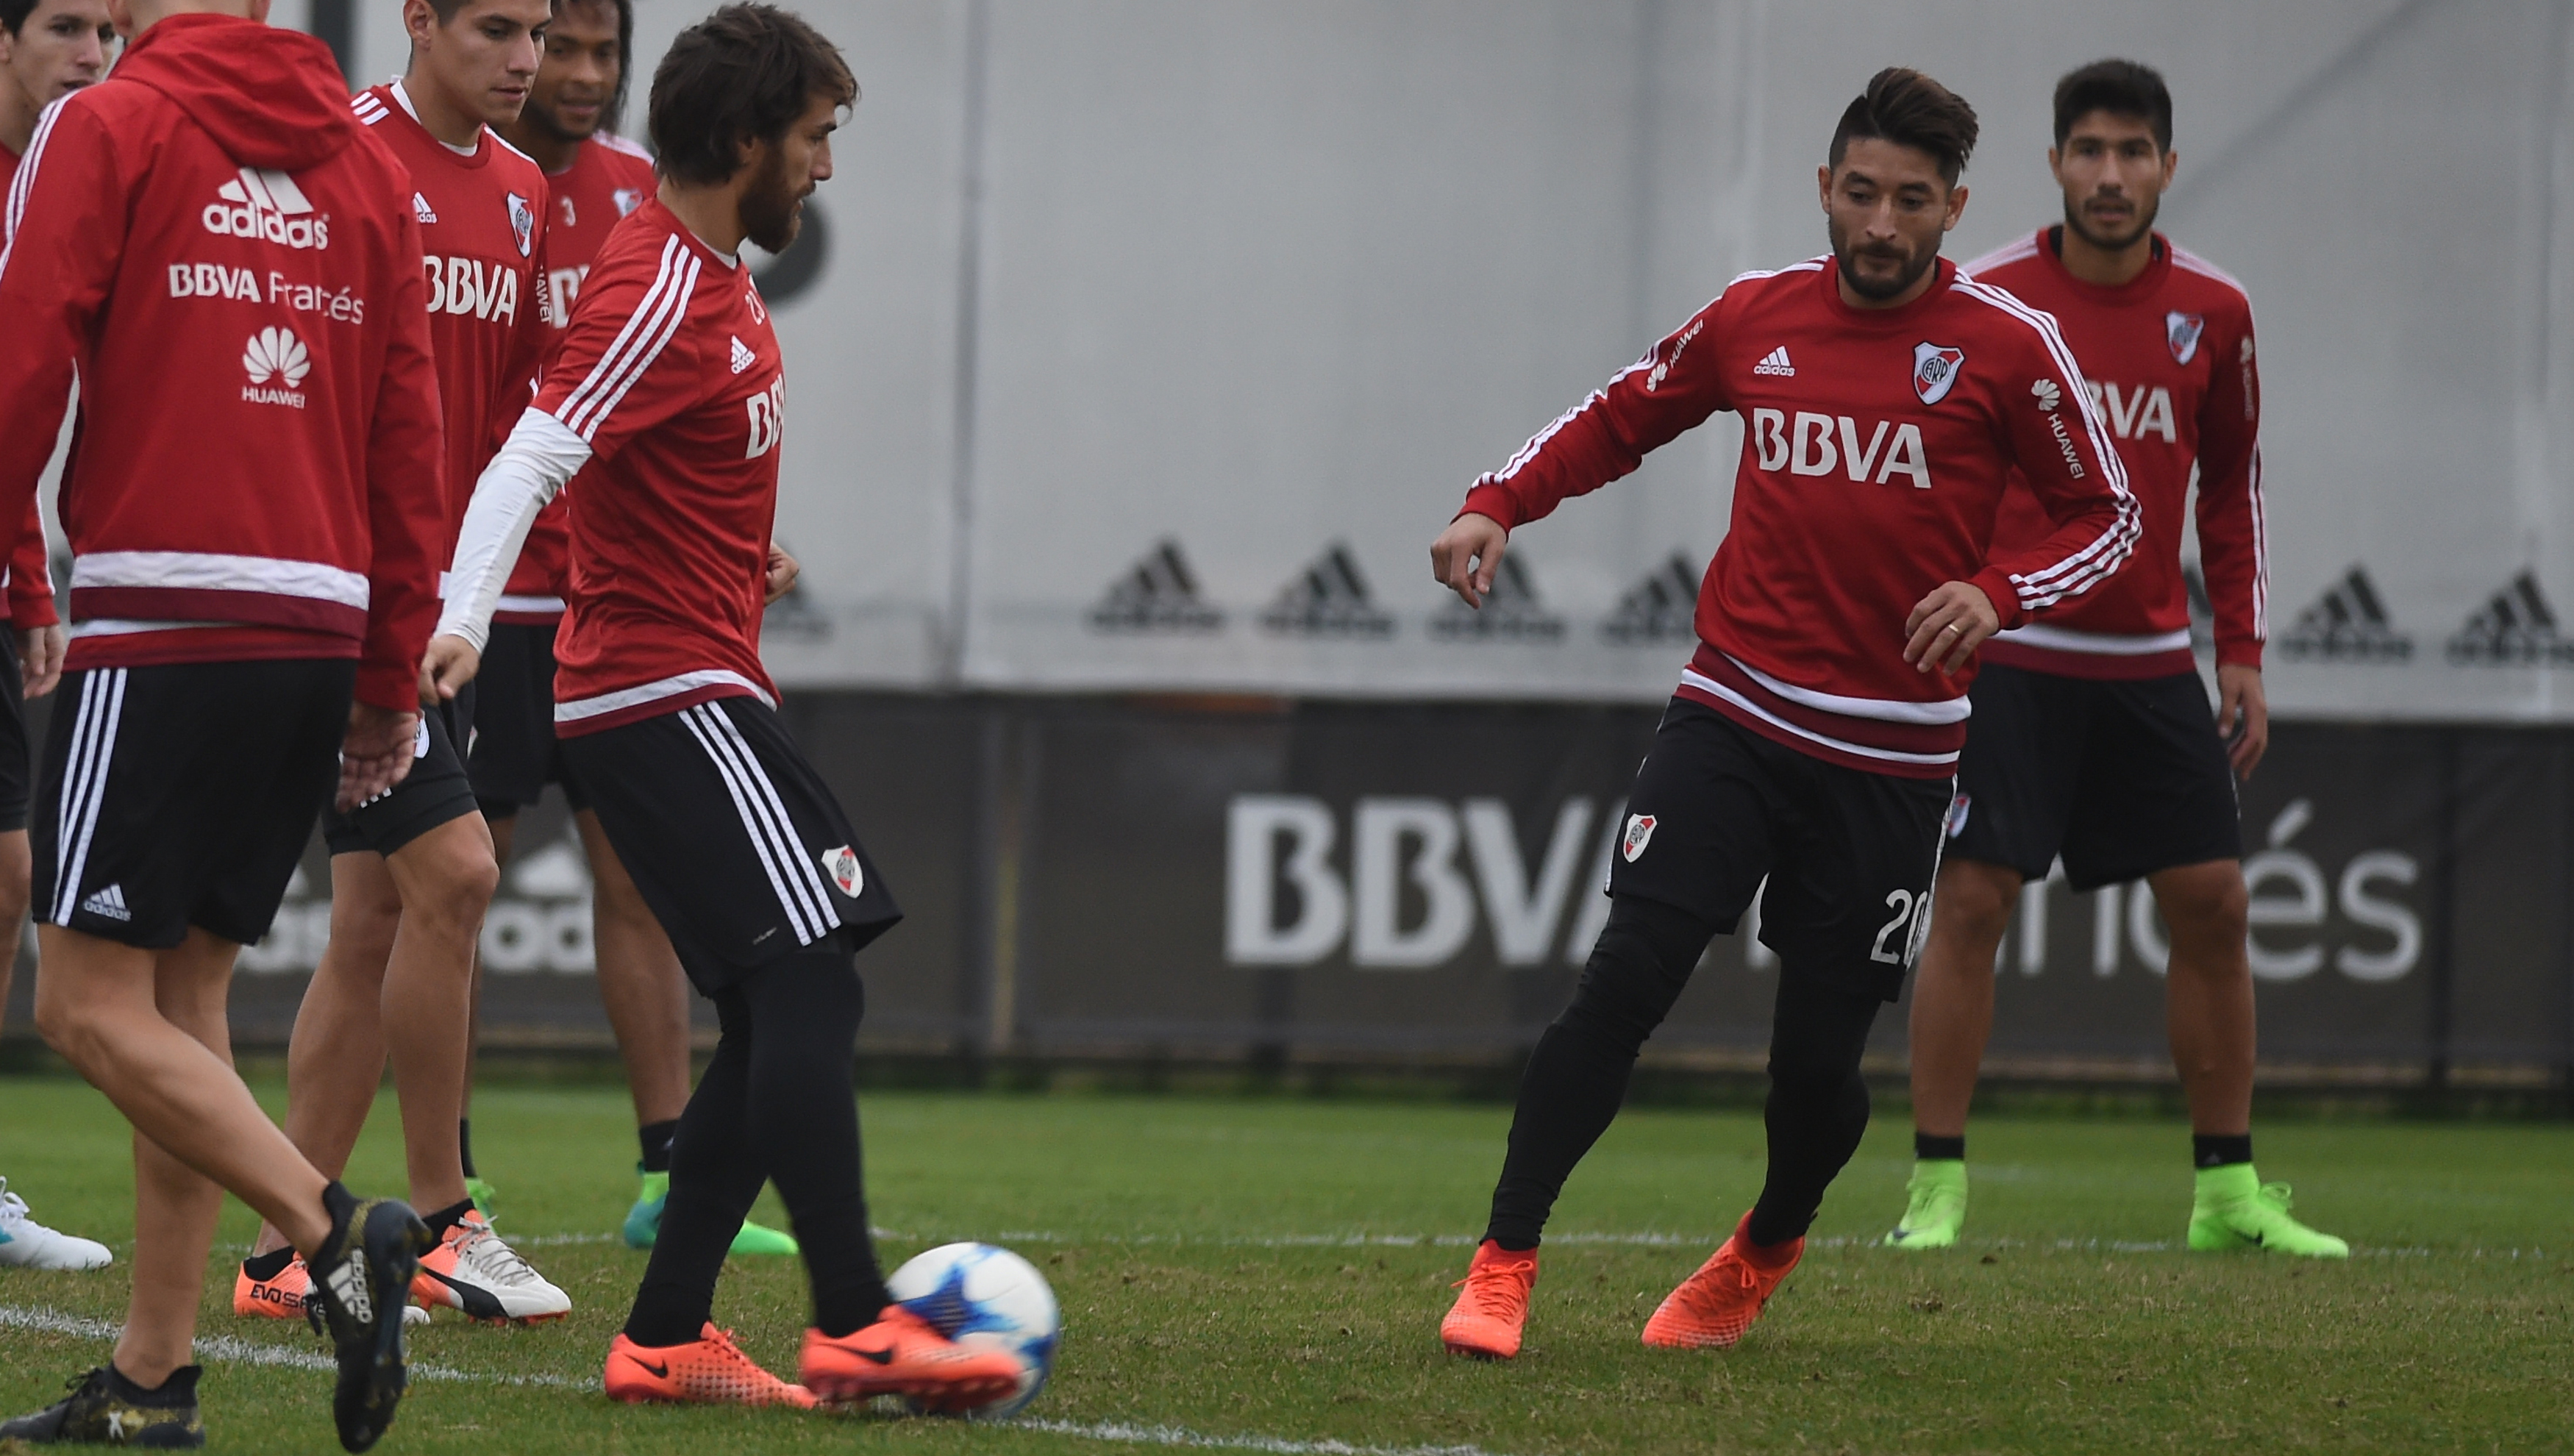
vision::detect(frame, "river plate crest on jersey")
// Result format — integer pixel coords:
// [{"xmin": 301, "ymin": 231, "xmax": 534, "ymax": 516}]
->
[
  {"xmin": 1912, "ymin": 342, "xmax": 1964, "ymax": 404},
  {"xmin": 2167, "ymin": 310, "xmax": 2206, "ymax": 365}
]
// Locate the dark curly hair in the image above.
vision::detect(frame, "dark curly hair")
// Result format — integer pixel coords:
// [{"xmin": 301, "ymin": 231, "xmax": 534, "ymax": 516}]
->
[
  {"xmin": 1828, "ymin": 67, "xmax": 1980, "ymax": 185},
  {"xmin": 648, "ymin": 4, "xmax": 857, "ymax": 187}
]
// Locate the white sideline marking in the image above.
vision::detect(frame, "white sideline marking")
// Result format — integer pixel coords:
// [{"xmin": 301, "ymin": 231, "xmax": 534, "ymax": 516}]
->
[
  {"xmin": 875, "ymin": 1230, "xmax": 2548, "ymax": 1260},
  {"xmin": 0, "ymin": 1305, "xmax": 582, "ymax": 1388},
  {"xmin": 2, "ymin": 1305, "xmax": 1522, "ymax": 1455},
  {"xmin": 1022, "ymin": 1420, "xmax": 1511, "ymax": 1456}
]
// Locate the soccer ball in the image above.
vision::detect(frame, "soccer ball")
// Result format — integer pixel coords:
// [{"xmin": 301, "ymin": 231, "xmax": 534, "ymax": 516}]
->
[{"xmin": 885, "ymin": 1241, "xmax": 1060, "ymax": 1420}]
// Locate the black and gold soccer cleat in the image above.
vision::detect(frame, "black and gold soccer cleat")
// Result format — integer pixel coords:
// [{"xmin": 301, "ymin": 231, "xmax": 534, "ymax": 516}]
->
[
  {"xmin": 0, "ymin": 1365, "xmax": 204, "ymax": 1447},
  {"xmin": 304, "ymin": 1191, "xmax": 435, "ymax": 1453}
]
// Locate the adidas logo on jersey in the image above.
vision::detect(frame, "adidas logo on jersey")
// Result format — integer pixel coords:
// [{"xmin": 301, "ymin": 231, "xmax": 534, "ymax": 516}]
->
[
  {"xmin": 413, "ymin": 193, "xmax": 438, "ymax": 224},
  {"xmin": 1753, "ymin": 346, "xmax": 1796, "ymax": 377},
  {"xmin": 79, "ymin": 885, "xmax": 132, "ymax": 922},
  {"xmin": 729, "ymin": 336, "xmax": 756, "ymax": 374},
  {"xmin": 203, "ymin": 168, "xmax": 329, "ymax": 251}
]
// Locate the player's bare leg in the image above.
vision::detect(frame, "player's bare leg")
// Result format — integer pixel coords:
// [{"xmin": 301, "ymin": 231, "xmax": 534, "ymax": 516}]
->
[
  {"xmin": 1886, "ymin": 857, "xmax": 2020, "ymax": 1247},
  {"xmin": 2152, "ymin": 859, "xmax": 2253, "ymax": 1135},
  {"xmin": 116, "ymin": 938, "xmax": 245, "ymax": 1386},
  {"xmin": 578, "ymin": 810, "xmax": 691, "ymax": 1128}
]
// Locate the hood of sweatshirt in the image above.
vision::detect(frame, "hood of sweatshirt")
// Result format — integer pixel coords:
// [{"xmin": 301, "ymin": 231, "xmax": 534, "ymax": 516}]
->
[{"xmin": 111, "ymin": 13, "xmax": 358, "ymax": 173}]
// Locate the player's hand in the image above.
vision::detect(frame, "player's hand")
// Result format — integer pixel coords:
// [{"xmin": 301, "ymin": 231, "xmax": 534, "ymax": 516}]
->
[
  {"xmin": 2216, "ymin": 663, "xmax": 2270, "ymax": 779},
  {"xmin": 418, "ymin": 634, "xmax": 483, "ymax": 704},
  {"xmin": 1903, "ymin": 581, "xmax": 2001, "ymax": 676},
  {"xmin": 338, "ymin": 703, "xmax": 418, "ymax": 810},
  {"xmin": 1431, "ymin": 513, "xmax": 1509, "ymax": 609},
  {"xmin": 15, "ymin": 624, "xmax": 65, "ymax": 699},
  {"xmin": 765, "ymin": 543, "xmax": 801, "ymax": 604}
]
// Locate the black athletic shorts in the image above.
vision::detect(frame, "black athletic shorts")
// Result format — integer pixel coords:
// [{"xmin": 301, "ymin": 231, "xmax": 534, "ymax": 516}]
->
[
  {"xmin": 35, "ymin": 660, "xmax": 352, "ymax": 949},
  {"xmin": 1609, "ymin": 697, "xmax": 1953, "ymax": 1002},
  {"xmin": 321, "ymin": 683, "xmax": 481, "ymax": 857},
  {"xmin": 560, "ymin": 694, "xmax": 901, "ymax": 993},
  {"xmin": 467, "ymin": 621, "xmax": 585, "ymax": 818},
  {"xmin": 1945, "ymin": 662, "xmax": 2242, "ymax": 891},
  {"xmin": 0, "ymin": 638, "xmax": 28, "ymax": 835}
]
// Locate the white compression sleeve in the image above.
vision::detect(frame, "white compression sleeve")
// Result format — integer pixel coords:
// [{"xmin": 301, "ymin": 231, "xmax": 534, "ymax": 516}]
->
[{"xmin": 438, "ymin": 407, "xmax": 591, "ymax": 652}]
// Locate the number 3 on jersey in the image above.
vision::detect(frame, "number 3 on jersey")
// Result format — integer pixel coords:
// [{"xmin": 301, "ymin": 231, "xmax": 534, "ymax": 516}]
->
[{"xmin": 1871, "ymin": 885, "xmax": 1933, "ymax": 966}]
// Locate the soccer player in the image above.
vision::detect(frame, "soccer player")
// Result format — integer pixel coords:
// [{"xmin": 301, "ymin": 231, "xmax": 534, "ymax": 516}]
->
[
  {"xmin": 0, "ymin": 1, "xmax": 447, "ymax": 1446},
  {"xmin": 232, "ymin": 0, "xmax": 572, "ymax": 1327},
  {"xmin": 423, "ymin": 4, "xmax": 1024, "ymax": 1410},
  {"xmin": 1431, "ymin": 68, "xmax": 2140, "ymax": 1360},
  {"xmin": 0, "ymin": 0, "xmax": 107, "ymax": 1277},
  {"xmin": 477, "ymin": 0, "xmax": 795, "ymax": 1257},
  {"xmin": 1884, "ymin": 60, "xmax": 2344, "ymax": 1259}
]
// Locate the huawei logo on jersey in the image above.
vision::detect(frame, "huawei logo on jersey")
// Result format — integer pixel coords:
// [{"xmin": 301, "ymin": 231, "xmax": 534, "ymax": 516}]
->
[
  {"xmin": 204, "ymin": 168, "xmax": 329, "ymax": 251},
  {"xmin": 2030, "ymin": 378, "xmax": 2063, "ymax": 412},
  {"xmin": 744, "ymin": 376, "xmax": 787, "ymax": 460},
  {"xmin": 241, "ymin": 326, "xmax": 311, "ymax": 410}
]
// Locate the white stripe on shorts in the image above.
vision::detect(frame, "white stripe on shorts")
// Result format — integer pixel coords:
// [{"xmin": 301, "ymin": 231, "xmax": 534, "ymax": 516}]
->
[
  {"xmin": 702, "ymin": 705, "xmax": 841, "ymax": 936},
  {"xmin": 51, "ymin": 668, "xmax": 127, "ymax": 924},
  {"xmin": 676, "ymin": 704, "xmax": 839, "ymax": 947}
]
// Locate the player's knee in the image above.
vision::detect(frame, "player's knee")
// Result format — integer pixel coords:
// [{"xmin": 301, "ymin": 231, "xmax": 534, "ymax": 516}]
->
[
  {"xmin": 1929, "ymin": 865, "xmax": 2018, "ymax": 952},
  {"xmin": 399, "ymin": 832, "xmax": 501, "ymax": 932},
  {"xmin": 32, "ymin": 975, "xmax": 107, "ymax": 1071},
  {"xmin": 2159, "ymin": 864, "xmax": 2250, "ymax": 950}
]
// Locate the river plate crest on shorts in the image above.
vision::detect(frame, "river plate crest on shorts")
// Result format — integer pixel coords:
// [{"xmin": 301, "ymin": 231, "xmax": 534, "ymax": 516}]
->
[{"xmin": 821, "ymin": 846, "xmax": 863, "ymax": 897}]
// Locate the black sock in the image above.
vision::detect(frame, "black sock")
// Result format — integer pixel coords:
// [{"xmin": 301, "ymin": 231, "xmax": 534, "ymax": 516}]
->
[
  {"xmin": 624, "ymin": 949, "xmax": 889, "ymax": 1346},
  {"xmin": 1483, "ymin": 896, "xmax": 1719, "ymax": 1250},
  {"xmin": 241, "ymin": 1246, "xmax": 296, "ymax": 1281},
  {"xmin": 103, "ymin": 1364, "xmax": 198, "ymax": 1403},
  {"xmin": 1745, "ymin": 971, "xmax": 1883, "ymax": 1248},
  {"xmin": 314, "ymin": 1180, "xmax": 359, "ymax": 1262},
  {"xmin": 1915, "ymin": 1132, "xmax": 1965, "ymax": 1161},
  {"xmin": 638, "ymin": 1120, "xmax": 680, "ymax": 1175},
  {"xmin": 458, "ymin": 1119, "xmax": 477, "ymax": 1180},
  {"xmin": 423, "ymin": 1197, "xmax": 477, "ymax": 1237},
  {"xmin": 2192, "ymin": 1134, "xmax": 2253, "ymax": 1169}
]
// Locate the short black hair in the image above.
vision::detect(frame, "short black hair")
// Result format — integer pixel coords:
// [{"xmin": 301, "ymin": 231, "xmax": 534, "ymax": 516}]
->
[
  {"xmin": 1828, "ymin": 67, "xmax": 1979, "ymax": 185},
  {"xmin": 649, "ymin": 4, "xmax": 856, "ymax": 187},
  {"xmin": 1, "ymin": 0, "xmax": 42, "ymax": 35},
  {"xmin": 2053, "ymin": 58, "xmax": 2172, "ymax": 151}
]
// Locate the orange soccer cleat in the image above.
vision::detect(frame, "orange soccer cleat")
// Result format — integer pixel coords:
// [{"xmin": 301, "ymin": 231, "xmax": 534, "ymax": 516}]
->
[
  {"xmin": 605, "ymin": 1324, "xmax": 817, "ymax": 1408},
  {"xmin": 798, "ymin": 1306, "xmax": 1024, "ymax": 1410},
  {"xmin": 1439, "ymin": 1240, "xmax": 1539, "ymax": 1360},
  {"xmin": 1640, "ymin": 1211, "xmax": 1803, "ymax": 1350},
  {"xmin": 233, "ymin": 1253, "xmax": 312, "ymax": 1319}
]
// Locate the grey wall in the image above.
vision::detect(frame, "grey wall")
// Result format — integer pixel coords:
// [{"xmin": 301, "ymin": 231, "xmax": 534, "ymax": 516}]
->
[{"xmin": 331, "ymin": 1, "xmax": 2574, "ymax": 715}]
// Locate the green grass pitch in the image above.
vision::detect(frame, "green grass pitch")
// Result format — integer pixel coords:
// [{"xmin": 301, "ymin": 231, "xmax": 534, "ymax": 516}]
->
[{"xmin": 1, "ymin": 1073, "xmax": 2569, "ymax": 1454}]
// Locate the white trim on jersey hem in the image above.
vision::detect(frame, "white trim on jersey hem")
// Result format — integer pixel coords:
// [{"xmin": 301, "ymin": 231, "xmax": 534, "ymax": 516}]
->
[
  {"xmin": 497, "ymin": 595, "xmax": 566, "ymax": 615},
  {"xmin": 1679, "ymin": 668, "xmax": 1960, "ymax": 768},
  {"xmin": 1719, "ymin": 652, "xmax": 1972, "ymax": 725},
  {"xmin": 1990, "ymin": 623, "xmax": 2193, "ymax": 656},
  {"xmin": 67, "ymin": 619, "xmax": 229, "ymax": 639},
  {"xmin": 71, "ymin": 552, "xmax": 369, "ymax": 611},
  {"xmin": 553, "ymin": 669, "xmax": 774, "ymax": 726}
]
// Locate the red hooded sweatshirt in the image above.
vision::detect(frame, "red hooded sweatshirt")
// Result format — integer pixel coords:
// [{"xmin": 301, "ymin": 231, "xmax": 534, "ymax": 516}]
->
[{"xmin": 0, "ymin": 13, "xmax": 444, "ymax": 711}]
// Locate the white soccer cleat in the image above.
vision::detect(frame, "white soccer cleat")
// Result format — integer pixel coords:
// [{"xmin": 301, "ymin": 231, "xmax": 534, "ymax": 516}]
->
[
  {"xmin": 0, "ymin": 1178, "xmax": 114, "ymax": 1271},
  {"xmin": 410, "ymin": 1213, "xmax": 571, "ymax": 1324}
]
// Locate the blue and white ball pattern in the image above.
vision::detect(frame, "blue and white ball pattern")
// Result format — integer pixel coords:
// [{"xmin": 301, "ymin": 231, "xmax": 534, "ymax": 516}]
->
[{"xmin": 886, "ymin": 1241, "xmax": 1060, "ymax": 1420}]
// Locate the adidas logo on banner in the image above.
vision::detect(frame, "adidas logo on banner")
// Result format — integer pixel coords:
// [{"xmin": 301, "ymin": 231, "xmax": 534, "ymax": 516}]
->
[
  {"xmin": 1428, "ymin": 552, "xmax": 1564, "ymax": 642},
  {"xmin": 2278, "ymin": 565, "xmax": 2411, "ymax": 663},
  {"xmin": 2181, "ymin": 560, "xmax": 2215, "ymax": 651},
  {"xmin": 2447, "ymin": 571, "xmax": 2574, "ymax": 665},
  {"xmin": 79, "ymin": 885, "xmax": 132, "ymax": 923},
  {"xmin": 1261, "ymin": 543, "xmax": 1394, "ymax": 638},
  {"xmin": 1089, "ymin": 538, "xmax": 1224, "ymax": 633},
  {"xmin": 1753, "ymin": 346, "xmax": 1795, "ymax": 377},
  {"xmin": 1600, "ymin": 553, "xmax": 1703, "ymax": 645}
]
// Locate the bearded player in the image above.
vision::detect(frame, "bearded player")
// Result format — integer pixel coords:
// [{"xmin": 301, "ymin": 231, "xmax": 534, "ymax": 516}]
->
[
  {"xmin": 0, "ymin": 0, "xmax": 106, "ymax": 1277},
  {"xmin": 234, "ymin": 0, "xmax": 572, "ymax": 1327},
  {"xmin": 424, "ymin": 4, "xmax": 1024, "ymax": 1410},
  {"xmin": 1883, "ymin": 59, "xmax": 2344, "ymax": 1259},
  {"xmin": 1432, "ymin": 68, "xmax": 2139, "ymax": 1360},
  {"xmin": 475, "ymin": 0, "xmax": 795, "ymax": 1258}
]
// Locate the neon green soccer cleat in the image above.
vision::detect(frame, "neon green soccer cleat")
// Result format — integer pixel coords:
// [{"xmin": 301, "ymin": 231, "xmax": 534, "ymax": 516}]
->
[
  {"xmin": 623, "ymin": 1168, "xmax": 800, "ymax": 1256},
  {"xmin": 1882, "ymin": 1159, "xmax": 1967, "ymax": 1250},
  {"xmin": 2186, "ymin": 1165, "xmax": 2348, "ymax": 1258}
]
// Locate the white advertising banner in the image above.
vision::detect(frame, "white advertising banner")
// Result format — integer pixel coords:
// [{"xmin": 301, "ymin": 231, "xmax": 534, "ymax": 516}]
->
[{"xmin": 332, "ymin": 1, "xmax": 2574, "ymax": 717}]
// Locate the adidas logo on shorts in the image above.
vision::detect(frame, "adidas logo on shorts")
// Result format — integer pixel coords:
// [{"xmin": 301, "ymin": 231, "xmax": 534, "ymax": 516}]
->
[{"xmin": 79, "ymin": 885, "xmax": 132, "ymax": 922}]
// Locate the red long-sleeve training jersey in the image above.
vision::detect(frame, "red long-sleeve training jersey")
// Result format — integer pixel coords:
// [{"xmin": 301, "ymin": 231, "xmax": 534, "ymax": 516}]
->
[
  {"xmin": 1965, "ymin": 227, "xmax": 2264, "ymax": 677},
  {"xmin": 0, "ymin": 14, "xmax": 446, "ymax": 711},
  {"xmin": 1462, "ymin": 255, "xmax": 2139, "ymax": 779},
  {"xmin": 0, "ymin": 142, "xmax": 61, "ymax": 633}
]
